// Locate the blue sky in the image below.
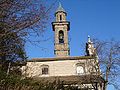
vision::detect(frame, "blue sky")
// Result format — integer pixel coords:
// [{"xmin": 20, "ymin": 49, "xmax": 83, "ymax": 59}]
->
[
  {"xmin": 26, "ymin": 0, "xmax": 120, "ymax": 58},
  {"xmin": 25, "ymin": 0, "xmax": 120, "ymax": 89}
]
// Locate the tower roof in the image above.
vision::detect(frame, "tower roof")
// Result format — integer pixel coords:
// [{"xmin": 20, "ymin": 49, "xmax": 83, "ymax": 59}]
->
[{"xmin": 56, "ymin": 2, "xmax": 66, "ymax": 13}]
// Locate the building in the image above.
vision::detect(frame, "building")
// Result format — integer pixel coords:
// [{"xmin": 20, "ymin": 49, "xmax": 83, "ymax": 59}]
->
[{"xmin": 22, "ymin": 3, "xmax": 105, "ymax": 90}]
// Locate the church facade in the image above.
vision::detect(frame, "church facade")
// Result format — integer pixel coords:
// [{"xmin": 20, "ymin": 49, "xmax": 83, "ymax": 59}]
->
[{"xmin": 22, "ymin": 3, "xmax": 105, "ymax": 90}]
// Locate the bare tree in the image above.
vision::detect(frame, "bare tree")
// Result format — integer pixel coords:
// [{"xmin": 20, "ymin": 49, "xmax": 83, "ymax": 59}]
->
[
  {"xmin": 0, "ymin": 0, "xmax": 55, "ymax": 71},
  {"xmin": 93, "ymin": 39, "xmax": 120, "ymax": 90}
]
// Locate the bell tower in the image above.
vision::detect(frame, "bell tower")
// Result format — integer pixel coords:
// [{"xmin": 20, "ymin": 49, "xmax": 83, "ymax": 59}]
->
[{"xmin": 52, "ymin": 3, "xmax": 70, "ymax": 57}]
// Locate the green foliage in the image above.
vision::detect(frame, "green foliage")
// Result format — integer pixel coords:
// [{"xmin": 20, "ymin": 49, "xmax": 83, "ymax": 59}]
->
[{"xmin": 0, "ymin": 69, "xmax": 82, "ymax": 90}]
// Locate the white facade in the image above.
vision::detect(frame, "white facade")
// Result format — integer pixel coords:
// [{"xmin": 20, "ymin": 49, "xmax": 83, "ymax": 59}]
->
[{"xmin": 22, "ymin": 57, "xmax": 99, "ymax": 78}]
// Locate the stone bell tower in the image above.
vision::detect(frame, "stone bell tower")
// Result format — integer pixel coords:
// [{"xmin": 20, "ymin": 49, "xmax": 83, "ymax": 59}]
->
[{"xmin": 52, "ymin": 3, "xmax": 70, "ymax": 57}]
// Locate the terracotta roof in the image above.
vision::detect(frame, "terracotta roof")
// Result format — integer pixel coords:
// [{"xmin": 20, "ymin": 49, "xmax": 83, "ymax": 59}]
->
[{"xmin": 28, "ymin": 56, "xmax": 94, "ymax": 62}]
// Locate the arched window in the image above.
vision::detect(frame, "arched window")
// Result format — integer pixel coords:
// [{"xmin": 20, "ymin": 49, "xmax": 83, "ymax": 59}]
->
[
  {"xmin": 41, "ymin": 65, "xmax": 49, "ymax": 75},
  {"xmin": 60, "ymin": 15, "xmax": 62, "ymax": 21},
  {"xmin": 76, "ymin": 64, "xmax": 84, "ymax": 75},
  {"xmin": 59, "ymin": 30, "xmax": 64, "ymax": 43}
]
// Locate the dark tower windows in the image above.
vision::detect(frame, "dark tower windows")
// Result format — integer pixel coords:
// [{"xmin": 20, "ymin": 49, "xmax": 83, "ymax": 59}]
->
[
  {"xmin": 60, "ymin": 15, "xmax": 62, "ymax": 21},
  {"xmin": 59, "ymin": 30, "xmax": 64, "ymax": 43}
]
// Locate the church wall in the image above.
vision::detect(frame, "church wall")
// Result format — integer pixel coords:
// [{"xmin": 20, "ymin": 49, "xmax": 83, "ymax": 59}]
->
[{"xmin": 24, "ymin": 58, "xmax": 96, "ymax": 77}]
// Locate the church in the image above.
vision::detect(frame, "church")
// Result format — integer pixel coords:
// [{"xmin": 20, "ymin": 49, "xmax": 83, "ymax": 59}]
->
[{"xmin": 22, "ymin": 3, "xmax": 105, "ymax": 90}]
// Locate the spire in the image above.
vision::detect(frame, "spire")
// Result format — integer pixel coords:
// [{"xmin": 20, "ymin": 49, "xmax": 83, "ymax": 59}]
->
[
  {"xmin": 59, "ymin": 2, "xmax": 62, "ymax": 8},
  {"xmin": 56, "ymin": 2, "xmax": 66, "ymax": 13}
]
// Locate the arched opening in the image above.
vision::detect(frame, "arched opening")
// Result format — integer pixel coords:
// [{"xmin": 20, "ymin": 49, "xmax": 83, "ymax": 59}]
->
[
  {"xmin": 76, "ymin": 64, "xmax": 84, "ymax": 75},
  {"xmin": 59, "ymin": 30, "xmax": 64, "ymax": 43},
  {"xmin": 60, "ymin": 15, "xmax": 62, "ymax": 21}
]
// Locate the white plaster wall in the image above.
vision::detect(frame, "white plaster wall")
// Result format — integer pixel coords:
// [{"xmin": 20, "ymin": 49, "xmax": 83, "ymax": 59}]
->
[{"xmin": 24, "ymin": 59, "xmax": 95, "ymax": 77}]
